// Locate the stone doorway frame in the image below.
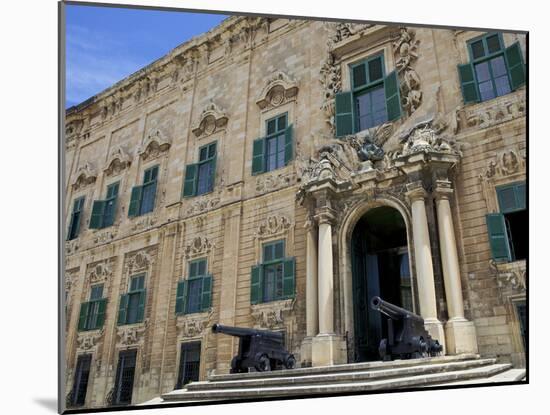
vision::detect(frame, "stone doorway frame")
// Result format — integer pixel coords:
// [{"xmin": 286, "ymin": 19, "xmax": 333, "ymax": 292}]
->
[{"xmin": 337, "ymin": 196, "xmax": 418, "ymax": 362}]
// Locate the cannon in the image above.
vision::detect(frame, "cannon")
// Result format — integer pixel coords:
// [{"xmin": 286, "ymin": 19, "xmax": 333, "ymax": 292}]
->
[
  {"xmin": 370, "ymin": 296, "xmax": 443, "ymax": 361},
  {"xmin": 212, "ymin": 324, "xmax": 296, "ymax": 373}
]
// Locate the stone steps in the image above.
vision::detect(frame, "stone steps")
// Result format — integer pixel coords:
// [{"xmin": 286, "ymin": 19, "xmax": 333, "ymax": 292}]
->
[{"xmin": 160, "ymin": 355, "xmax": 517, "ymax": 403}]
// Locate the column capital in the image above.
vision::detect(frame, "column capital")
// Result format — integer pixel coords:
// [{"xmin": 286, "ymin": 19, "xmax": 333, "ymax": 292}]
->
[
  {"xmin": 433, "ymin": 179, "xmax": 454, "ymax": 200},
  {"xmin": 314, "ymin": 207, "xmax": 336, "ymax": 226},
  {"xmin": 304, "ymin": 215, "xmax": 316, "ymax": 231},
  {"xmin": 405, "ymin": 181, "xmax": 427, "ymax": 202}
]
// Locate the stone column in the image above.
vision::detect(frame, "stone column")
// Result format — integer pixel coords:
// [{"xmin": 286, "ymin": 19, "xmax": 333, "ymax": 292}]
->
[
  {"xmin": 300, "ymin": 217, "xmax": 319, "ymax": 366},
  {"xmin": 434, "ymin": 180, "xmax": 478, "ymax": 354},
  {"xmin": 311, "ymin": 208, "xmax": 346, "ymax": 366},
  {"xmin": 406, "ymin": 182, "xmax": 446, "ymax": 352}
]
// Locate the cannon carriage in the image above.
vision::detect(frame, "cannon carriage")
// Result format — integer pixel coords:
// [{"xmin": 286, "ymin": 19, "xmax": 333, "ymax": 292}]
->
[
  {"xmin": 212, "ymin": 324, "xmax": 296, "ymax": 373},
  {"xmin": 370, "ymin": 296, "xmax": 443, "ymax": 361}
]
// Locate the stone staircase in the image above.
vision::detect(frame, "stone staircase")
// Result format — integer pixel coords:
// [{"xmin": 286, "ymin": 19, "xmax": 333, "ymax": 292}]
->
[{"xmin": 153, "ymin": 354, "xmax": 525, "ymax": 404}]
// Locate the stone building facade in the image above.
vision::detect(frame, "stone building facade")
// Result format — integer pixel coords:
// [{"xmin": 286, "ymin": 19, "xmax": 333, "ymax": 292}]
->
[{"xmin": 63, "ymin": 16, "xmax": 527, "ymax": 409}]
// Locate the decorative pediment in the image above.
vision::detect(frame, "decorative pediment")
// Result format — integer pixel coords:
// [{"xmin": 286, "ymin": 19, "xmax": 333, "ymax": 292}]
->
[
  {"xmin": 138, "ymin": 129, "xmax": 172, "ymax": 161},
  {"xmin": 87, "ymin": 261, "xmax": 113, "ymax": 284},
  {"xmin": 76, "ymin": 329, "xmax": 104, "ymax": 352},
  {"xmin": 116, "ymin": 323, "xmax": 147, "ymax": 347},
  {"xmin": 397, "ymin": 119, "xmax": 460, "ymax": 157},
  {"xmin": 256, "ymin": 215, "xmax": 292, "ymax": 239},
  {"xmin": 191, "ymin": 102, "xmax": 228, "ymax": 137},
  {"xmin": 250, "ymin": 298, "xmax": 295, "ymax": 330},
  {"xmin": 256, "ymin": 71, "xmax": 299, "ymax": 110},
  {"xmin": 72, "ymin": 162, "xmax": 97, "ymax": 191},
  {"xmin": 104, "ymin": 145, "xmax": 132, "ymax": 176},
  {"xmin": 184, "ymin": 236, "xmax": 214, "ymax": 259},
  {"xmin": 186, "ymin": 195, "xmax": 221, "ymax": 216},
  {"xmin": 481, "ymin": 147, "xmax": 526, "ymax": 181},
  {"xmin": 176, "ymin": 311, "xmax": 212, "ymax": 338},
  {"xmin": 127, "ymin": 250, "xmax": 153, "ymax": 273}
]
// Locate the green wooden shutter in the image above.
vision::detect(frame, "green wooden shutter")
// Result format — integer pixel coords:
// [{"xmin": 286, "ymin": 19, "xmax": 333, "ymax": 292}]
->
[
  {"xmin": 516, "ymin": 182, "xmax": 526, "ymax": 210},
  {"xmin": 136, "ymin": 290, "xmax": 146, "ymax": 323},
  {"xmin": 89, "ymin": 200, "xmax": 106, "ymax": 229},
  {"xmin": 128, "ymin": 186, "xmax": 142, "ymax": 217},
  {"xmin": 95, "ymin": 298, "xmax": 107, "ymax": 329},
  {"xmin": 149, "ymin": 180, "xmax": 158, "ymax": 210},
  {"xmin": 485, "ymin": 213, "xmax": 512, "ymax": 262},
  {"xmin": 209, "ymin": 157, "xmax": 217, "ymax": 193},
  {"xmin": 250, "ymin": 265, "xmax": 263, "ymax": 304},
  {"xmin": 282, "ymin": 257, "xmax": 296, "ymax": 298},
  {"xmin": 384, "ymin": 70, "xmax": 402, "ymax": 121},
  {"xmin": 335, "ymin": 91, "xmax": 354, "ymax": 137},
  {"xmin": 66, "ymin": 213, "xmax": 75, "ymax": 241},
  {"xmin": 497, "ymin": 182, "xmax": 526, "ymax": 213},
  {"xmin": 117, "ymin": 294, "xmax": 129, "ymax": 325},
  {"xmin": 252, "ymin": 138, "xmax": 266, "ymax": 175},
  {"xmin": 458, "ymin": 63, "xmax": 480, "ymax": 104},
  {"xmin": 505, "ymin": 42, "xmax": 526, "ymax": 90},
  {"xmin": 77, "ymin": 302, "xmax": 89, "ymax": 331},
  {"xmin": 201, "ymin": 274, "xmax": 213, "ymax": 311},
  {"xmin": 175, "ymin": 280, "xmax": 187, "ymax": 314},
  {"xmin": 103, "ymin": 198, "xmax": 117, "ymax": 227},
  {"xmin": 284, "ymin": 124, "xmax": 293, "ymax": 165},
  {"xmin": 182, "ymin": 164, "xmax": 198, "ymax": 197}
]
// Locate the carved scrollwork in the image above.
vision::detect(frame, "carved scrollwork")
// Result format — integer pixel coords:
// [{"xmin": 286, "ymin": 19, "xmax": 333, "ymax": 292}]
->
[
  {"xmin": 72, "ymin": 162, "xmax": 97, "ymax": 191},
  {"xmin": 461, "ymin": 94, "xmax": 526, "ymax": 132},
  {"xmin": 176, "ymin": 311, "xmax": 212, "ymax": 338},
  {"xmin": 489, "ymin": 260, "xmax": 527, "ymax": 292},
  {"xmin": 87, "ymin": 260, "xmax": 113, "ymax": 284},
  {"xmin": 76, "ymin": 329, "xmax": 104, "ymax": 351},
  {"xmin": 256, "ymin": 215, "xmax": 292, "ymax": 239},
  {"xmin": 256, "ymin": 71, "xmax": 299, "ymax": 110},
  {"xmin": 139, "ymin": 129, "xmax": 171, "ymax": 161},
  {"xmin": 255, "ymin": 170, "xmax": 297, "ymax": 194},
  {"xmin": 186, "ymin": 195, "xmax": 221, "ymax": 216},
  {"xmin": 126, "ymin": 249, "xmax": 154, "ymax": 274},
  {"xmin": 392, "ymin": 27, "xmax": 422, "ymax": 116},
  {"xmin": 184, "ymin": 236, "xmax": 214, "ymax": 259},
  {"xmin": 191, "ymin": 101, "xmax": 228, "ymax": 137},
  {"xmin": 480, "ymin": 147, "xmax": 525, "ymax": 180},
  {"xmin": 250, "ymin": 298, "xmax": 295, "ymax": 330},
  {"xmin": 397, "ymin": 119, "xmax": 460, "ymax": 157},
  {"xmin": 104, "ymin": 145, "xmax": 132, "ymax": 176},
  {"xmin": 116, "ymin": 323, "xmax": 147, "ymax": 347}
]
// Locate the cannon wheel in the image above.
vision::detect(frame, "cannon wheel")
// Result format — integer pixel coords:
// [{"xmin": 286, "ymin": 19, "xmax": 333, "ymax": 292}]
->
[
  {"xmin": 284, "ymin": 354, "xmax": 296, "ymax": 369},
  {"xmin": 255, "ymin": 354, "xmax": 271, "ymax": 372}
]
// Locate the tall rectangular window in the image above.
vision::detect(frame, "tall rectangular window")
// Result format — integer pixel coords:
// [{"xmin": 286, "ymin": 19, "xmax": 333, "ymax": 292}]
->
[
  {"xmin": 334, "ymin": 53, "xmax": 402, "ymax": 137},
  {"xmin": 118, "ymin": 274, "xmax": 146, "ymax": 325},
  {"xmin": 251, "ymin": 114, "xmax": 293, "ymax": 175},
  {"xmin": 128, "ymin": 165, "xmax": 158, "ymax": 217},
  {"xmin": 182, "ymin": 142, "xmax": 217, "ymax": 197},
  {"xmin": 250, "ymin": 240, "xmax": 295, "ymax": 304},
  {"xmin": 67, "ymin": 196, "xmax": 85, "ymax": 240},
  {"xmin": 113, "ymin": 350, "xmax": 137, "ymax": 406},
  {"xmin": 458, "ymin": 33, "xmax": 526, "ymax": 104},
  {"xmin": 176, "ymin": 342, "xmax": 201, "ymax": 389},
  {"xmin": 486, "ymin": 181, "xmax": 527, "ymax": 262},
  {"xmin": 71, "ymin": 354, "xmax": 92, "ymax": 407},
  {"xmin": 78, "ymin": 283, "xmax": 106, "ymax": 332},
  {"xmin": 89, "ymin": 182, "xmax": 120, "ymax": 229},
  {"xmin": 175, "ymin": 259, "xmax": 212, "ymax": 315}
]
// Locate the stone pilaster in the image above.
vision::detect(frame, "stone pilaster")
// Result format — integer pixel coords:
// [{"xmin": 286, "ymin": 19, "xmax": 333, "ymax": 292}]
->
[
  {"xmin": 406, "ymin": 181, "xmax": 446, "ymax": 352},
  {"xmin": 434, "ymin": 180, "xmax": 478, "ymax": 354}
]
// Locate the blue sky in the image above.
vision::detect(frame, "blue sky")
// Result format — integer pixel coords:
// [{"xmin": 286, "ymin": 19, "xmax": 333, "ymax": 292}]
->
[{"xmin": 66, "ymin": 4, "xmax": 228, "ymax": 108}]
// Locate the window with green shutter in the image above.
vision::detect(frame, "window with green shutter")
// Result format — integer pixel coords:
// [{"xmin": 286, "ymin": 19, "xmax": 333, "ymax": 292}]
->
[
  {"xmin": 251, "ymin": 113, "xmax": 294, "ymax": 175},
  {"xmin": 176, "ymin": 258, "xmax": 213, "ymax": 315},
  {"xmin": 182, "ymin": 142, "xmax": 217, "ymax": 197},
  {"xmin": 128, "ymin": 166, "xmax": 158, "ymax": 217},
  {"xmin": 335, "ymin": 53, "xmax": 402, "ymax": 137},
  {"xmin": 459, "ymin": 33, "xmax": 525, "ymax": 104},
  {"xmin": 78, "ymin": 283, "xmax": 107, "ymax": 331},
  {"xmin": 89, "ymin": 182, "xmax": 119, "ymax": 229},
  {"xmin": 250, "ymin": 239, "xmax": 295, "ymax": 304},
  {"xmin": 118, "ymin": 274, "xmax": 146, "ymax": 325},
  {"xmin": 486, "ymin": 181, "xmax": 527, "ymax": 262},
  {"xmin": 67, "ymin": 196, "xmax": 85, "ymax": 240}
]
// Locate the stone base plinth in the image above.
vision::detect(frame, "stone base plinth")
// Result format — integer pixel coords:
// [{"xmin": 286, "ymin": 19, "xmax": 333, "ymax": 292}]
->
[
  {"xmin": 445, "ymin": 319, "xmax": 478, "ymax": 355},
  {"xmin": 424, "ymin": 319, "xmax": 446, "ymax": 355},
  {"xmin": 300, "ymin": 337, "xmax": 313, "ymax": 367},
  {"xmin": 311, "ymin": 334, "xmax": 347, "ymax": 367}
]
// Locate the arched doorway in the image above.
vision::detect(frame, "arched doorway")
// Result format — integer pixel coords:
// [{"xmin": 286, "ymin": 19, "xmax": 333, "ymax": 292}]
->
[{"xmin": 351, "ymin": 206, "xmax": 413, "ymax": 362}]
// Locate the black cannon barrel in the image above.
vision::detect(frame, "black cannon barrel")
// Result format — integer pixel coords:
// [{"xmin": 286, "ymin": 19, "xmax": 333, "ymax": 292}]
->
[
  {"xmin": 370, "ymin": 296, "xmax": 424, "ymax": 323},
  {"xmin": 211, "ymin": 324, "xmax": 283, "ymax": 340}
]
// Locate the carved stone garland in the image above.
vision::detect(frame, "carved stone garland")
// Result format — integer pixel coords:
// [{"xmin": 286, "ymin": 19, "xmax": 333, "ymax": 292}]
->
[
  {"xmin": 392, "ymin": 27, "xmax": 422, "ymax": 116},
  {"xmin": 184, "ymin": 236, "xmax": 214, "ymax": 260}
]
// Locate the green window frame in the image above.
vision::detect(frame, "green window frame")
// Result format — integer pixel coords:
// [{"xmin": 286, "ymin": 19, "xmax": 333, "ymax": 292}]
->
[
  {"xmin": 334, "ymin": 53, "xmax": 402, "ymax": 137},
  {"xmin": 485, "ymin": 181, "xmax": 526, "ymax": 263},
  {"xmin": 67, "ymin": 196, "xmax": 85, "ymax": 241},
  {"xmin": 182, "ymin": 142, "xmax": 217, "ymax": 198},
  {"xmin": 90, "ymin": 181, "xmax": 120, "ymax": 229},
  {"xmin": 175, "ymin": 258, "xmax": 212, "ymax": 315},
  {"xmin": 458, "ymin": 33, "xmax": 525, "ymax": 104},
  {"xmin": 128, "ymin": 165, "xmax": 158, "ymax": 217},
  {"xmin": 250, "ymin": 239, "xmax": 295, "ymax": 304},
  {"xmin": 118, "ymin": 274, "xmax": 146, "ymax": 325},
  {"xmin": 251, "ymin": 113, "xmax": 293, "ymax": 175},
  {"xmin": 77, "ymin": 283, "xmax": 107, "ymax": 332}
]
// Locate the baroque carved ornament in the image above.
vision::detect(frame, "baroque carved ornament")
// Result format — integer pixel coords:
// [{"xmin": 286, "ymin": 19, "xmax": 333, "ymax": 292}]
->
[
  {"xmin": 72, "ymin": 162, "xmax": 97, "ymax": 191},
  {"xmin": 176, "ymin": 311, "xmax": 212, "ymax": 338},
  {"xmin": 256, "ymin": 215, "xmax": 292, "ymax": 239},
  {"xmin": 184, "ymin": 236, "xmax": 214, "ymax": 259},
  {"xmin": 255, "ymin": 170, "xmax": 297, "ymax": 194},
  {"xmin": 76, "ymin": 329, "xmax": 104, "ymax": 351},
  {"xmin": 104, "ymin": 145, "xmax": 132, "ymax": 176},
  {"xmin": 480, "ymin": 147, "xmax": 526, "ymax": 181},
  {"xmin": 250, "ymin": 298, "xmax": 295, "ymax": 330},
  {"xmin": 256, "ymin": 71, "xmax": 299, "ymax": 110},
  {"xmin": 392, "ymin": 27, "xmax": 422, "ymax": 116},
  {"xmin": 186, "ymin": 194, "xmax": 221, "ymax": 216},
  {"xmin": 126, "ymin": 249, "xmax": 155, "ymax": 274},
  {"xmin": 117, "ymin": 323, "xmax": 147, "ymax": 347},
  {"xmin": 138, "ymin": 129, "xmax": 172, "ymax": 161},
  {"xmin": 191, "ymin": 101, "xmax": 228, "ymax": 137},
  {"xmin": 87, "ymin": 261, "xmax": 113, "ymax": 284}
]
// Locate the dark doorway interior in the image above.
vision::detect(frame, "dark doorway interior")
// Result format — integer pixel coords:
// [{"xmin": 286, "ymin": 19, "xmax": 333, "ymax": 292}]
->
[
  {"xmin": 351, "ymin": 206, "xmax": 411, "ymax": 362},
  {"xmin": 113, "ymin": 349, "xmax": 137, "ymax": 405},
  {"xmin": 176, "ymin": 342, "xmax": 201, "ymax": 389},
  {"xmin": 71, "ymin": 354, "xmax": 91, "ymax": 407}
]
